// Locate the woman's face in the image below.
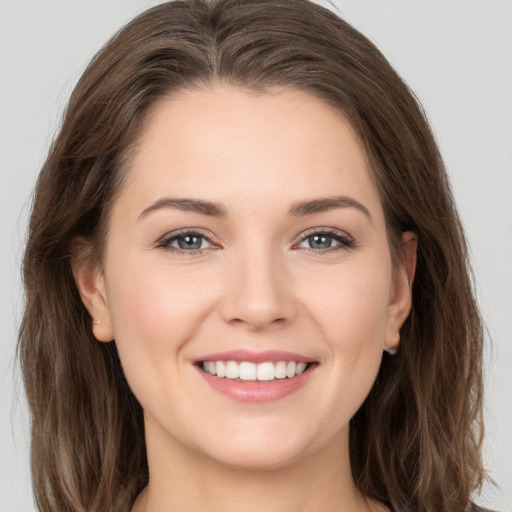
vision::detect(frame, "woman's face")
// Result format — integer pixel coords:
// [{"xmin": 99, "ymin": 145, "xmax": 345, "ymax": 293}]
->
[{"xmin": 78, "ymin": 85, "xmax": 413, "ymax": 470}]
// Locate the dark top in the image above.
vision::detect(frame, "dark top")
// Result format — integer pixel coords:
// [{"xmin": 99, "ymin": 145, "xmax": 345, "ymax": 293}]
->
[{"xmin": 471, "ymin": 506, "xmax": 498, "ymax": 512}]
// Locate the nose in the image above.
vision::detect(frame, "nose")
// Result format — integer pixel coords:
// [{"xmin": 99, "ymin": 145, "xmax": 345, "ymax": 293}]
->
[{"xmin": 220, "ymin": 245, "xmax": 298, "ymax": 331}]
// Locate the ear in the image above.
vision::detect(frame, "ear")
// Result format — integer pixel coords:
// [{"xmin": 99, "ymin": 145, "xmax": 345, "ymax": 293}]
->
[
  {"xmin": 385, "ymin": 231, "xmax": 418, "ymax": 352},
  {"xmin": 71, "ymin": 239, "xmax": 114, "ymax": 342}
]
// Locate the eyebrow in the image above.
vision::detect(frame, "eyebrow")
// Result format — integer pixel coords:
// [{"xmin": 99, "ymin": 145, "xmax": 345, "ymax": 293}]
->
[
  {"xmin": 138, "ymin": 198, "xmax": 228, "ymax": 220},
  {"xmin": 288, "ymin": 196, "xmax": 372, "ymax": 220},
  {"xmin": 138, "ymin": 195, "xmax": 371, "ymax": 221}
]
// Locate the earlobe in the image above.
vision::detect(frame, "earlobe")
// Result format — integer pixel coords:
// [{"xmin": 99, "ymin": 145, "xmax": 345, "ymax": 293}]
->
[
  {"xmin": 71, "ymin": 240, "xmax": 114, "ymax": 342},
  {"xmin": 385, "ymin": 231, "xmax": 418, "ymax": 352}
]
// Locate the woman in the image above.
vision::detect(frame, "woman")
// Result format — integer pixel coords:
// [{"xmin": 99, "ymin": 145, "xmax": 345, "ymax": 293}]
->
[{"xmin": 18, "ymin": 0, "xmax": 490, "ymax": 511}]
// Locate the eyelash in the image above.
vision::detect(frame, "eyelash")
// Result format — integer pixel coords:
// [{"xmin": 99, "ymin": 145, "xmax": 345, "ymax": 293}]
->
[
  {"xmin": 156, "ymin": 230, "xmax": 213, "ymax": 256},
  {"xmin": 156, "ymin": 228, "xmax": 355, "ymax": 256},
  {"xmin": 296, "ymin": 228, "xmax": 355, "ymax": 253}
]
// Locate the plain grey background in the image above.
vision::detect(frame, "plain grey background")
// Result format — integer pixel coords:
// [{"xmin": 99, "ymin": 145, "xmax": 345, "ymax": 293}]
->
[{"xmin": 1, "ymin": 1, "xmax": 511, "ymax": 510}]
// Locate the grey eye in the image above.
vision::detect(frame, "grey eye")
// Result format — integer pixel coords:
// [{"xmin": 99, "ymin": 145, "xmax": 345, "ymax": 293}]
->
[
  {"xmin": 296, "ymin": 230, "xmax": 354, "ymax": 252},
  {"xmin": 306, "ymin": 234, "xmax": 335, "ymax": 249},
  {"xmin": 299, "ymin": 233, "xmax": 342, "ymax": 250},
  {"xmin": 174, "ymin": 233, "xmax": 207, "ymax": 251},
  {"xmin": 158, "ymin": 231, "xmax": 213, "ymax": 252},
  {"xmin": 175, "ymin": 234, "xmax": 205, "ymax": 250}
]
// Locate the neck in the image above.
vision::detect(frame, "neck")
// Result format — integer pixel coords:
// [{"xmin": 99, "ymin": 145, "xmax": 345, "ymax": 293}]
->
[{"xmin": 132, "ymin": 417, "xmax": 387, "ymax": 512}]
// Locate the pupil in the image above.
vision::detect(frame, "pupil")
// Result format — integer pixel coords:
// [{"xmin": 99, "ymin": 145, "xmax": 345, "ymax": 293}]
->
[
  {"xmin": 309, "ymin": 234, "xmax": 332, "ymax": 249},
  {"xmin": 178, "ymin": 235, "xmax": 202, "ymax": 250}
]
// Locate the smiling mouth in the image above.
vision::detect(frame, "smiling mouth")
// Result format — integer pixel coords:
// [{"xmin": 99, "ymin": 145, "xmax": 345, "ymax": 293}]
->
[{"xmin": 197, "ymin": 360, "xmax": 315, "ymax": 382}]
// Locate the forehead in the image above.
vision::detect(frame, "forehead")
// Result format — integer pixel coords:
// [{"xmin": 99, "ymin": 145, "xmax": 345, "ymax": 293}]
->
[{"xmin": 120, "ymin": 84, "xmax": 383, "ymax": 221}]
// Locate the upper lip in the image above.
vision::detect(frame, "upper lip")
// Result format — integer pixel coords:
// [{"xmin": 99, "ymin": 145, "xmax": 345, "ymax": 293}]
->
[{"xmin": 193, "ymin": 349, "xmax": 315, "ymax": 364}]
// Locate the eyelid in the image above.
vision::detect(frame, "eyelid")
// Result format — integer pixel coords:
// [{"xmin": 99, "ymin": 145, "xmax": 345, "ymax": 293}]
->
[
  {"xmin": 156, "ymin": 228, "xmax": 220, "ymax": 253},
  {"xmin": 293, "ymin": 227, "xmax": 355, "ymax": 251}
]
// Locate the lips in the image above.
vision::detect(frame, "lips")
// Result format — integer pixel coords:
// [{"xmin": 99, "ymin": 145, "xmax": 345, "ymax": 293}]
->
[
  {"xmin": 195, "ymin": 349, "xmax": 312, "ymax": 364},
  {"xmin": 193, "ymin": 349, "xmax": 317, "ymax": 402}
]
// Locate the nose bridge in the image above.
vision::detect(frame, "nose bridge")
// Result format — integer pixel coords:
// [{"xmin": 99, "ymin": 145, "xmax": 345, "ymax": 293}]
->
[{"xmin": 220, "ymin": 236, "xmax": 296, "ymax": 330}]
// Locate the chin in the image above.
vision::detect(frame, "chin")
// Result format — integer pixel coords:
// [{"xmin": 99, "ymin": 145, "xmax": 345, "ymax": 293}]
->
[
  {"xmin": 190, "ymin": 422, "xmax": 336, "ymax": 472},
  {"xmin": 206, "ymin": 444, "xmax": 310, "ymax": 472}
]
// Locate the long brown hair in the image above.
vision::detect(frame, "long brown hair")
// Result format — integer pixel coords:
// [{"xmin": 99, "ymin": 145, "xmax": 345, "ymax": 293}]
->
[{"xmin": 18, "ymin": 1, "xmax": 486, "ymax": 510}]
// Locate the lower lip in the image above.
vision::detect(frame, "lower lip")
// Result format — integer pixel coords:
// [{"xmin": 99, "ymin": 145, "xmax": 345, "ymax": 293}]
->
[{"xmin": 195, "ymin": 364, "xmax": 316, "ymax": 403}]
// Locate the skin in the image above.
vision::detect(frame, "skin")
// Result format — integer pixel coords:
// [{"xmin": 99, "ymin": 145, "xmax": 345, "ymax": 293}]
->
[{"xmin": 74, "ymin": 85, "xmax": 416, "ymax": 512}]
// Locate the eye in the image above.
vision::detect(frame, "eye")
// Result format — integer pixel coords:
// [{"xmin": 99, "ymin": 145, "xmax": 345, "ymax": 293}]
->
[
  {"xmin": 157, "ymin": 230, "xmax": 216, "ymax": 254},
  {"xmin": 296, "ymin": 229, "xmax": 354, "ymax": 252}
]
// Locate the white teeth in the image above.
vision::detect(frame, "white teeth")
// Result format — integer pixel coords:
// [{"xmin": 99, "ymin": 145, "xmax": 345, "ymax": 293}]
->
[
  {"xmin": 296, "ymin": 362, "xmax": 307, "ymax": 375},
  {"xmin": 225, "ymin": 361, "xmax": 239, "ymax": 379},
  {"xmin": 216, "ymin": 361, "xmax": 226, "ymax": 378},
  {"xmin": 286, "ymin": 361, "xmax": 296, "ymax": 378},
  {"xmin": 274, "ymin": 361, "xmax": 287, "ymax": 379},
  {"xmin": 239, "ymin": 362, "xmax": 257, "ymax": 381},
  {"xmin": 201, "ymin": 360, "xmax": 310, "ymax": 381},
  {"xmin": 257, "ymin": 362, "xmax": 275, "ymax": 381}
]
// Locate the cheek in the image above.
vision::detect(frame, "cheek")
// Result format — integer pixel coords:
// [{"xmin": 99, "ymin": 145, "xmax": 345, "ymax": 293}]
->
[
  {"xmin": 298, "ymin": 257, "xmax": 391, "ymax": 413},
  {"xmin": 105, "ymin": 256, "xmax": 216, "ymax": 374},
  {"xmin": 299, "ymin": 257, "xmax": 392, "ymax": 347}
]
